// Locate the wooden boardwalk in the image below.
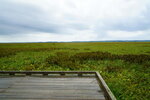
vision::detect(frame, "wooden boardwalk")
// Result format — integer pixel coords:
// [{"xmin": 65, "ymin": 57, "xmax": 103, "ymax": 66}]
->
[{"xmin": 0, "ymin": 71, "xmax": 116, "ymax": 100}]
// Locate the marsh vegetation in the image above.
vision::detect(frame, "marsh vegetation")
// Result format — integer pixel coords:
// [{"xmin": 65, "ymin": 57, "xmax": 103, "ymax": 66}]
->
[{"xmin": 0, "ymin": 42, "xmax": 149, "ymax": 100}]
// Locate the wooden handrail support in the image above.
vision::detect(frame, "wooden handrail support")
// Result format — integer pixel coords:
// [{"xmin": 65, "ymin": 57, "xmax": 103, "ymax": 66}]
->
[{"xmin": 0, "ymin": 71, "xmax": 116, "ymax": 100}]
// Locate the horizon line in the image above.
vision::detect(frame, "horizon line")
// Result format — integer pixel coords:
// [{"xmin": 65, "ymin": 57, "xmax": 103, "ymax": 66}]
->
[{"xmin": 0, "ymin": 40, "xmax": 150, "ymax": 43}]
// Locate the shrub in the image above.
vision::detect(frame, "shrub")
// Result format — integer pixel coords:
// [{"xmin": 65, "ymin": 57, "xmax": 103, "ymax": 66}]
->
[
  {"xmin": 45, "ymin": 52, "xmax": 80, "ymax": 70},
  {"xmin": 45, "ymin": 51, "xmax": 150, "ymax": 70},
  {"xmin": 104, "ymin": 65, "xmax": 123, "ymax": 73},
  {"xmin": 119, "ymin": 54, "xmax": 150, "ymax": 64},
  {"xmin": 73, "ymin": 51, "xmax": 114, "ymax": 61}
]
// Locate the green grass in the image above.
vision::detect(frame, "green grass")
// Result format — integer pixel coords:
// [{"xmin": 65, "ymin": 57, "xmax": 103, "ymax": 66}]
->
[{"xmin": 0, "ymin": 42, "xmax": 150, "ymax": 100}]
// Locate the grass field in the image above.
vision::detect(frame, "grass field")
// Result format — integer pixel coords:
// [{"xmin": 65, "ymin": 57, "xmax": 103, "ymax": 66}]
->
[{"xmin": 0, "ymin": 42, "xmax": 150, "ymax": 100}]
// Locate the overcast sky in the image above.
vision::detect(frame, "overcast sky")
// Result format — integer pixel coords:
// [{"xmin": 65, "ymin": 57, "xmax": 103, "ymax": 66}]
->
[{"xmin": 0, "ymin": 0, "xmax": 150, "ymax": 42}]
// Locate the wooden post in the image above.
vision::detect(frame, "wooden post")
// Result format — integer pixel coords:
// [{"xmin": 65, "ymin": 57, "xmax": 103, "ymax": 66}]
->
[
  {"xmin": 60, "ymin": 73, "xmax": 65, "ymax": 76},
  {"xmin": 43, "ymin": 73, "xmax": 48, "ymax": 76},
  {"xmin": 9, "ymin": 73, "xmax": 15, "ymax": 76},
  {"xmin": 78, "ymin": 73, "xmax": 82, "ymax": 77},
  {"xmin": 26, "ymin": 73, "xmax": 31, "ymax": 76}
]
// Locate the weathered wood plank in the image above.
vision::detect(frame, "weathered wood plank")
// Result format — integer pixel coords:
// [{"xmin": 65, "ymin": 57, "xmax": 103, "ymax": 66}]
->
[
  {"xmin": 2, "ymin": 89, "xmax": 102, "ymax": 94},
  {"xmin": 3, "ymin": 86, "xmax": 100, "ymax": 90},
  {"xmin": 0, "ymin": 95, "xmax": 105, "ymax": 100},
  {"xmin": 0, "ymin": 99, "xmax": 104, "ymax": 100},
  {"xmin": 0, "ymin": 71, "xmax": 116, "ymax": 100},
  {"xmin": 0, "ymin": 76, "xmax": 105, "ymax": 100}
]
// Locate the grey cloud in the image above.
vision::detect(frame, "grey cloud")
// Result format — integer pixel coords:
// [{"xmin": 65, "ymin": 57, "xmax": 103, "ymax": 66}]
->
[
  {"xmin": 0, "ymin": 1, "xmax": 63, "ymax": 34},
  {"xmin": 94, "ymin": 9, "xmax": 150, "ymax": 36},
  {"xmin": 94, "ymin": 2, "xmax": 150, "ymax": 33},
  {"xmin": 0, "ymin": 0, "xmax": 91, "ymax": 35},
  {"xmin": 0, "ymin": 0, "xmax": 150, "ymax": 42}
]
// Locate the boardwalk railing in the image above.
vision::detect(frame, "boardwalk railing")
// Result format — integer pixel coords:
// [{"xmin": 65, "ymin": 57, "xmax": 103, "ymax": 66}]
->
[{"xmin": 0, "ymin": 71, "xmax": 116, "ymax": 100}]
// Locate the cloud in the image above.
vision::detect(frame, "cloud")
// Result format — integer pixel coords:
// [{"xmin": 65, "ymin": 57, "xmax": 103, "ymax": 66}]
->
[
  {"xmin": 0, "ymin": 30, "xmax": 97, "ymax": 42},
  {"xmin": 107, "ymin": 30, "xmax": 146, "ymax": 38},
  {"xmin": 0, "ymin": 0, "xmax": 150, "ymax": 42}
]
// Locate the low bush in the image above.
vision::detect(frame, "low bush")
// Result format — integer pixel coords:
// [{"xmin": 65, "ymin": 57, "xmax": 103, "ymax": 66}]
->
[
  {"xmin": 45, "ymin": 51, "xmax": 150, "ymax": 70},
  {"xmin": 45, "ymin": 52, "xmax": 80, "ymax": 70}
]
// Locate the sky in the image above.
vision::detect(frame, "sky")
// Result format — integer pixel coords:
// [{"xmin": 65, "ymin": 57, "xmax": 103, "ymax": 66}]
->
[{"xmin": 0, "ymin": 0, "xmax": 150, "ymax": 42}]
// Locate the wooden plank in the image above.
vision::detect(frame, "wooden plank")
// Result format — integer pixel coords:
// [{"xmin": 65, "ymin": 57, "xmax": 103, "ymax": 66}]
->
[
  {"xmin": 0, "ymin": 95, "xmax": 105, "ymax": 100},
  {"xmin": 11, "ymin": 83, "xmax": 98, "ymax": 86},
  {"xmin": 96, "ymin": 72, "xmax": 116, "ymax": 100},
  {"xmin": 0, "ymin": 76, "xmax": 105, "ymax": 100},
  {"xmin": 0, "ymin": 71, "xmax": 116, "ymax": 100},
  {"xmin": 4, "ymin": 86, "xmax": 100, "ymax": 90},
  {"xmin": 0, "ymin": 90, "xmax": 104, "ymax": 94},
  {"xmin": 1, "ymin": 98, "xmax": 104, "ymax": 100},
  {"xmin": 0, "ymin": 77, "xmax": 96, "ymax": 80}
]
